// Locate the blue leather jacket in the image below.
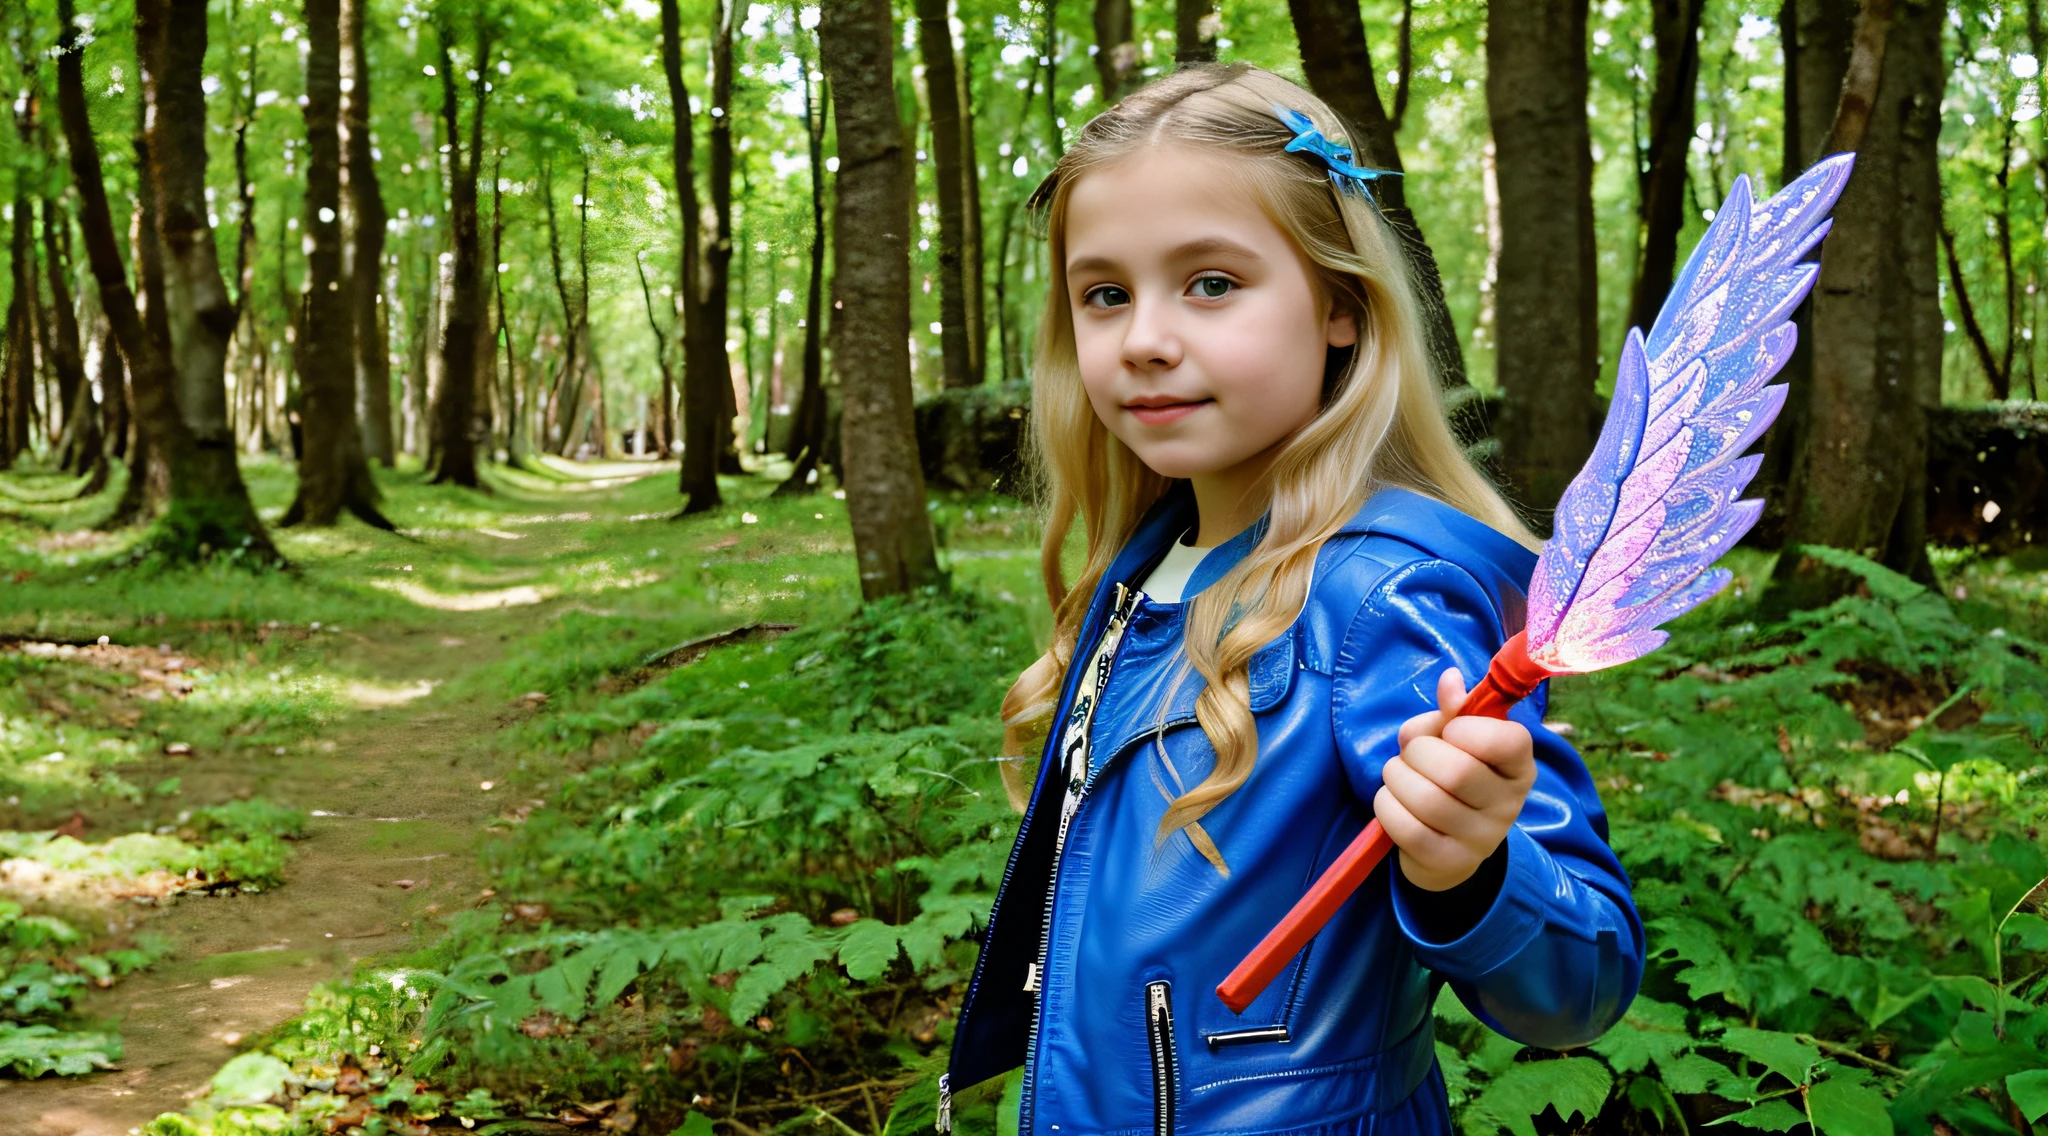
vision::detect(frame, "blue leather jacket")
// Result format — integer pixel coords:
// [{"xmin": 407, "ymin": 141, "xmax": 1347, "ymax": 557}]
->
[{"xmin": 944, "ymin": 483, "xmax": 1643, "ymax": 1136}]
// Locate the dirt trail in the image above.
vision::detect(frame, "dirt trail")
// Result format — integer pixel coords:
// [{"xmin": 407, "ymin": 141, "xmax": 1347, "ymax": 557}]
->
[{"xmin": 0, "ymin": 624, "xmax": 528, "ymax": 1136}]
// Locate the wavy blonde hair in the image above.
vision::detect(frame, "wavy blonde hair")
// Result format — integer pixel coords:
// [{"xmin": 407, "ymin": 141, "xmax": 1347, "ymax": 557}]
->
[{"xmin": 997, "ymin": 63, "xmax": 1538, "ymax": 875}]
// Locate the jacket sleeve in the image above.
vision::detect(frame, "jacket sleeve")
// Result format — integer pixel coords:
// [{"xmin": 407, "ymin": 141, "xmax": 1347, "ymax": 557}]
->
[{"xmin": 1330, "ymin": 557, "xmax": 1643, "ymax": 1050}]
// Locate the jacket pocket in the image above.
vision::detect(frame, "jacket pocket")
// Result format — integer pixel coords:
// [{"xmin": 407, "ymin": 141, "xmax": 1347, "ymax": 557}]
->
[{"xmin": 1145, "ymin": 980, "xmax": 1178, "ymax": 1136}]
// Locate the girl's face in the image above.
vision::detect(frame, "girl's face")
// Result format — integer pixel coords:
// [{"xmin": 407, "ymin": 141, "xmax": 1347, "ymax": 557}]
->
[{"xmin": 1062, "ymin": 145, "xmax": 1357, "ymax": 491}]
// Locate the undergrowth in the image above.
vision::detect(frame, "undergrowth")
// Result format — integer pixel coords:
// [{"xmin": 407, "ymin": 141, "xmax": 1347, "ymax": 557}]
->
[{"xmin": 129, "ymin": 544, "xmax": 2048, "ymax": 1135}]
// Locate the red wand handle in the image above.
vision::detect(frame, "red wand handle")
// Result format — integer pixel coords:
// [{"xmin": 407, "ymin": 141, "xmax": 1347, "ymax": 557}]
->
[{"xmin": 1214, "ymin": 631, "xmax": 1552, "ymax": 1014}]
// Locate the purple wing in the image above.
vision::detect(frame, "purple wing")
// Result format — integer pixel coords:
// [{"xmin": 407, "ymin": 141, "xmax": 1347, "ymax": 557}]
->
[{"xmin": 1524, "ymin": 153, "xmax": 1855, "ymax": 674}]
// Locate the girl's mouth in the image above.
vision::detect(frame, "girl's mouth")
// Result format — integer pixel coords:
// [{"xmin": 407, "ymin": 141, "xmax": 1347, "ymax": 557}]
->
[{"xmin": 1125, "ymin": 399, "xmax": 1211, "ymax": 425}]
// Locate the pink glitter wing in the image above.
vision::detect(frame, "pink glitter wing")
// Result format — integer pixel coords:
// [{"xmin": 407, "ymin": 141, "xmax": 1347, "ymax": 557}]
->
[{"xmin": 1524, "ymin": 153, "xmax": 1855, "ymax": 674}]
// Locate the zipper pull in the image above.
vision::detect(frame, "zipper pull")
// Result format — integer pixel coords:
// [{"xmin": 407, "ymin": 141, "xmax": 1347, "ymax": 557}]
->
[
  {"xmin": 936, "ymin": 1073, "xmax": 953, "ymax": 1133},
  {"xmin": 1024, "ymin": 962, "xmax": 1041, "ymax": 992}
]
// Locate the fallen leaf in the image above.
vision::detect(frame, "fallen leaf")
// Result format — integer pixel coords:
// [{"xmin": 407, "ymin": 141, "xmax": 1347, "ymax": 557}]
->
[
  {"xmin": 164, "ymin": 742, "xmax": 193, "ymax": 756},
  {"xmin": 511, "ymin": 902, "xmax": 549, "ymax": 922},
  {"xmin": 334, "ymin": 1064, "xmax": 367, "ymax": 1096},
  {"xmin": 393, "ymin": 879, "xmax": 419, "ymax": 890},
  {"xmin": 829, "ymin": 907, "xmax": 861, "ymax": 926},
  {"xmin": 52, "ymin": 812, "xmax": 91, "ymax": 840},
  {"xmin": 325, "ymin": 1096, "xmax": 373, "ymax": 1130}
]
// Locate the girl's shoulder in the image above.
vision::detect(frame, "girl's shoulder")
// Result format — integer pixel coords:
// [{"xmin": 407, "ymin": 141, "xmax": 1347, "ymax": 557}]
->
[{"xmin": 1295, "ymin": 486, "xmax": 1541, "ymax": 668}]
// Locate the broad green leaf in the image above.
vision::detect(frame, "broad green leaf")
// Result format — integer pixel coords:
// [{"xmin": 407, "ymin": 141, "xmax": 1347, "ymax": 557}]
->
[
  {"xmin": 2008, "ymin": 1070, "xmax": 2048, "ymax": 1124},
  {"xmin": 1708, "ymin": 1099, "xmax": 1807, "ymax": 1131},
  {"xmin": 997, "ymin": 1067, "xmax": 1023, "ymax": 1136},
  {"xmin": 671, "ymin": 1113, "xmax": 718, "ymax": 1136},
  {"xmin": 1459, "ymin": 1056, "xmax": 1612, "ymax": 1136},
  {"xmin": 1718, "ymin": 1026, "xmax": 1819, "ymax": 1087},
  {"xmin": 1589, "ymin": 996, "xmax": 1690, "ymax": 1075},
  {"xmin": 209, "ymin": 1053, "xmax": 292, "ymax": 1104},
  {"xmin": 840, "ymin": 919, "xmax": 905, "ymax": 983},
  {"xmin": 1808, "ymin": 1076, "xmax": 1894, "ymax": 1136}
]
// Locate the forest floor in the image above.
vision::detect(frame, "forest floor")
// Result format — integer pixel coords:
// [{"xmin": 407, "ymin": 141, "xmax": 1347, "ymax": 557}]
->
[
  {"xmin": 0, "ymin": 454, "xmax": 1044, "ymax": 1136},
  {"xmin": 1, "ymin": 456, "xmax": 2045, "ymax": 1136}
]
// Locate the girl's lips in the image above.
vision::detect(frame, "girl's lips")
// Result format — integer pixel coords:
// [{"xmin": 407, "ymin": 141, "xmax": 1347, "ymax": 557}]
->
[{"xmin": 1126, "ymin": 399, "xmax": 1210, "ymax": 425}]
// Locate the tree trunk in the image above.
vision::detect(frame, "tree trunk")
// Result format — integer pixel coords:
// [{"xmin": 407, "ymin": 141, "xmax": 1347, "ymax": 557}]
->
[
  {"xmin": 62, "ymin": 0, "xmax": 276, "ymax": 562},
  {"xmin": 709, "ymin": 0, "xmax": 742, "ymax": 473},
  {"xmin": 1176, "ymin": 0, "xmax": 1218, "ymax": 66},
  {"xmin": 664, "ymin": 0, "xmax": 721, "ymax": 512},
  {"xmin": 777, "ymin": 27, "xmax": 830, "ymax": 496},
  {"xmin": 1750, "ymin": 0, "xmax": 1860, "ymax": 547},
  {"xmin": 541, "ymin": 153, "xmax": 585, "ymax": 455},
  {"xmin": 342, "ymin": 0, "xmax": 393, "ymax": 468},
  {"xmin": 1628, "ymin": 0, "xmax": 1704, "ymax": 336},
  {"xmin": 1770, "ymin": 0, "xmax": 1944, "ymax": 607},
  {"xmin": 41, "ymin": 196, "xmax": 87, "ymax": 469},
  {"xmin": 5, "ymin": 184, "xmax": 34, "ymax": 467},
  {"xmin": 916, "ymin": 0, "xmax": 975, "ymax": 390},
  {"xmin": 637, "ymin": 252, "xmax": 678, "ymax": 458},
  {"xmin": 429, "ymin": 15, "xmax": 490, "ymax": 488},
  {"xmin": 285, "ymin": 0, "xmax": 388, "ymax": 529},
  {"xmin": 818, "ymin": 0, "xmax": 944, "ymax": 598},
  {"xmin": 958, "ymin": 37, "xmax": 986, "ymax": 385},
  {"xmin": 1093, "ymin": 0, "xmax": 1135, "ymax": 104},
  {"xmin": 1288, "ymin": 0, "xmax": 1469, "ymax": 388},
  {"xmin": 1485, "ymin": 0, "xmax": 1598, "ymax": 525}
]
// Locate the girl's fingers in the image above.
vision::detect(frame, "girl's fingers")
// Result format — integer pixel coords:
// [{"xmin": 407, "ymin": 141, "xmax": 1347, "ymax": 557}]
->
[
  {"xmin": 1441, "ymin": 715, "xmax": 1537, "ymax": 779},
  {"xmin": 1382, "ymin": 751, "xmax": 1503, "ymax": 838},
  {"xmin": 1436, "ymin": 667, "xmax": 1469, "ymax": 718},
  {"xmin": 1398, "ymin": 734, "xmax": 1514, "ymax": 812},
  {"xmin": 1372, "ymin": 785, "xmax": 1462, "ymax": 866}
]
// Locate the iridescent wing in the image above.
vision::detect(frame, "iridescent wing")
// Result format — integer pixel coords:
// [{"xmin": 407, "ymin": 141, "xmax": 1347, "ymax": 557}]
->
[{"xmin": 1524, "ymin": 153, "xmax": 1855, "ymax": 674}]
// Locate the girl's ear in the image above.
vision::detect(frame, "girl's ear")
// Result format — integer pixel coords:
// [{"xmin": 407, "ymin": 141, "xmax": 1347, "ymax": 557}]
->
[{"xmin": 1326, "ymin": 301, "xmax": 1360, "ymax": 349}]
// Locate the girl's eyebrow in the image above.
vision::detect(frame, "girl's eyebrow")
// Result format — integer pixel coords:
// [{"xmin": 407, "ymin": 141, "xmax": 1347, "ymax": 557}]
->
[{"xmin": 1066, "ymin": 236, "xmax": 1264, "ymax": 278}]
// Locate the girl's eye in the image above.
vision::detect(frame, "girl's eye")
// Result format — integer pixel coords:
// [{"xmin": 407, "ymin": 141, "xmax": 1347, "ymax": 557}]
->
[
  {"xmin": 1084, "ymin": 285, "xmax": 1131, "ymax": 309},
  {"xmin": 1190, "ymin": 276, "xmax": 1236, "ymax": 299}
]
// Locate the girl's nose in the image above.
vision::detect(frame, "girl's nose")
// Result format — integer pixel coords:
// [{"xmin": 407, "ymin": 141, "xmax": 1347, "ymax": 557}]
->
[{"xmin": 1119, "ymin": 296, "xmax": 1183, "ymax": 372}]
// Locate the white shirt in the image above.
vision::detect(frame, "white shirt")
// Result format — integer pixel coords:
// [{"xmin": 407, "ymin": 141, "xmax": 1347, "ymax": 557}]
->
[{"xmin": 1137, "ymin": 534, "xmax": 1216, "ymax": 604}]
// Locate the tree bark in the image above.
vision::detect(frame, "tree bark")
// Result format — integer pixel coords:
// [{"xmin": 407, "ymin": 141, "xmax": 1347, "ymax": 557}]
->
[
  {"xmin": 5, "ymin": 183, "xmax": 34, "ymax": 467},
  {"xmin": 43, "ymin": 194, "xmax": 96, "ymax": 475},
  {"xmin": 709, "ymin": 0, "xmax": 741, "ymax": 473},
  {"xmin": 818, "ymin": 0, "xmax": 944, "ymax": 599},
  {"xmin": 637, "ymin": 252, "xmax": 678, "ymax": 458},
  {"xmin": 61, "ymin": 0, "xmax": 276, "ymax": 562},
  {"xmin": 1628, "ymin": 0, "xmax": 1705, "ymax": 336},
  {"xmin": 1093, "ymin": 0, "xmax": 1135, "ymax": 105},
  {"xmin": 916, "ymin": 0, "xmax": 975, "ymax": 390},
  {"xmin": 1288, "ymin": 0, "xmax": 1470, "ymax": 388},
  {"xmin": 540, "ymin": 153, "xmax": 586, "ymax": 454},
  {"xmin": 1176, "ymin": 0, "xmax": 1218, "ymax": 66},
  {"xmin": 285, "ymin": 0, "xmax": 389, "ymax": 529},
  {"xmin": 1770, "ymin": 0, "xmax": 1943, "ymax": 607},
  {"xmin": 429, "ymin": 14, "xmax": 491, "ymax": 487},
  {"xmin": 778, "ymin": 34, "xmax": 831, "ymax": 497},
  {"xmin": 1485, "ymin": 0, "xmax": 1598, "ymax": 524},
  {"xmin": 664, "ymin": 0, "xmax": 721, "ymax": 512},
  {"xmin": 342, "ymin": 0, "xmax": 393, "ymax": 468},
  {"xmin": 958, "ymin": 37, "xmax": 986, "ymax": 385}
]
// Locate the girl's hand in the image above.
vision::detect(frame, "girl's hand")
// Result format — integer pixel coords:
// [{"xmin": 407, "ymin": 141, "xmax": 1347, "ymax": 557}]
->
[{"xmin": 1373, "ymin": 667, "xmax": 1536, "ymax": 893}]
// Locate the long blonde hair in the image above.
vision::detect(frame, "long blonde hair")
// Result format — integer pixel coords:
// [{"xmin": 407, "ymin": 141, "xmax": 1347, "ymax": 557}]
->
[{"xmin": 998, "ymin": 63, "xmax": 1537, "ymax": 875}]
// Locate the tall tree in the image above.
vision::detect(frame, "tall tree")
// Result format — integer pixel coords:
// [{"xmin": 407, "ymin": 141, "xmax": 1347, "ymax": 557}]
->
[
  {"xmin": 1287, "ymin": 0, "xmax": 1470, "ymax": 387},
  {"xmin": 1486, "ymin": 0, "xmax": 1598, "ymax": 523},
  {"xmin": 1177, "ymin": 0, "xmax": 1218, "ymax": 65},
  {"xmin": 1772, "ymin": 0, "xmax": 1947, "ymax": 604},
  {"xmin": 776, "ymin": 23, "xmax": 830, "ymax": 497},
  {"xmin": 636, "ymin": 251, "xmax": 677, "ymax": 457},
  {"xmin": 541, "ymin": 152, "xmax": 586, "ymax": 453},
  {"xmin": 3, "ymin": 61, "xmax": 36, "ymax": 468},
  {"xmin": 663, "ymin": 0, "xmax": 721, "ymax": 512},
  {"xmin": 343, "ymin": 0, "xmax": 394, "ymax": 468},
  {"xmin": 916, "ymin": 0, "xmax": 976, "ymax": 389},
  {"xmin": 818, "ymin": 0, "xmax": 943, "ymax": 598},
  {"xmin": 958, "ymin": 36, "xmax": 986, "ymax": 384},
  {"xmin": 285, "ymin": 0, "xmax": 390, "ymax": 528},
  {"xmin": 42, "ymin": 193, "xmax": 97, "ymax": 477},
  {"xmin": 709, "ymin": 0, "xmax": 741, "ymax": 472},
  {"xmin": 1093, "ymin": 0, "xmax": 1135, "ymax": 104},
  {"xmin": 1750, "ymin": 0, "xmax": 1860, "ymax": 546},
  {"xmin": 1628, "ymin": 0, "xmax": 1705, "ymax": 336},
  {"xmin": 59, "ymin": 0, "xmax": 277, "ymax": 562},
  {"xmin": 429, "ymin": 10, "xmax": 493, "ymax": 488}
]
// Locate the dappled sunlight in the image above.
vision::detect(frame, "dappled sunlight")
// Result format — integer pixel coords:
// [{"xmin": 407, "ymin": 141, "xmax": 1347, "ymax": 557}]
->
[
  {"xmin": 367, "ymin": 577, "xmax": 559, "ymax": 611},
  {"xmin": 340, "ymin": 678, "xmax": 441, "ymax": 709}
]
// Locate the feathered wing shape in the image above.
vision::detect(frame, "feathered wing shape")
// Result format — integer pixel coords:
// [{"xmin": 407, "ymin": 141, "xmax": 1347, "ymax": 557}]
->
[{"xmin": 1524, "ymin": 153, "xmax": 1855, "ymax": 674}]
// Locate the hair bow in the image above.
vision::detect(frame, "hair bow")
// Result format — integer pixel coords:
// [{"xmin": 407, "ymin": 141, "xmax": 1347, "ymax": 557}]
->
[{"xmin": 1272, "ymin": 104, "xmax": 1400, "ymax": 206}]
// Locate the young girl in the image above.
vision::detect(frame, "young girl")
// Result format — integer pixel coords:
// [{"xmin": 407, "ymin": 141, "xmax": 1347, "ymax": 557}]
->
[{"xmin": 941, "ymin": 64, "xmax": 1642, "ymax": 1135}]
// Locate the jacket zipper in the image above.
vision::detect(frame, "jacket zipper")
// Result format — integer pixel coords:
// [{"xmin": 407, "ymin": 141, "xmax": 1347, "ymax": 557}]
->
[
  {"xmin": 1146, "ymin": 980, "xmax": 1178, "ymax": 1136},
  {"xmin": 1011, "ymin": 581, "xmax": 1140, "ymax": 1136}
]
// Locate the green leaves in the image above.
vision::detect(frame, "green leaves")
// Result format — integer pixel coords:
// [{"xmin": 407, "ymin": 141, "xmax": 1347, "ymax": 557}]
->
[
  {"xmin": 1457, "ymin": 1056, "xmax": 1612, "ymax": 1136},
  {"xmin": 0, "ymin": 1022, "xmax": 120, "ymax": 1077}
]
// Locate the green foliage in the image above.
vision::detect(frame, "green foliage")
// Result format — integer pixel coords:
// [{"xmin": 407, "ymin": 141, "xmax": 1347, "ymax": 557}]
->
[
  {"xmin": 1439, "ymin": 546, "xmax": 2048, "ymax": 1133},
  {"xmin": 0, "ymin": 1022, "xmax": 121, "ymax": 1077}
]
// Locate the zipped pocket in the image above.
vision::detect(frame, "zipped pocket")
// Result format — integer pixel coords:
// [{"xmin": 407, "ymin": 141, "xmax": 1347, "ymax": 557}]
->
[{"xmin": 1145, "ymin": 980, "xmax": 1178, "ymax": 1136}]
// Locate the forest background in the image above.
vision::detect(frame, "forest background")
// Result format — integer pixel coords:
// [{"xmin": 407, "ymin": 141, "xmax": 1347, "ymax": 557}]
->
[{"xmin": 0, "ymin": 0, "xmax": 2044, "ymax": 1134}]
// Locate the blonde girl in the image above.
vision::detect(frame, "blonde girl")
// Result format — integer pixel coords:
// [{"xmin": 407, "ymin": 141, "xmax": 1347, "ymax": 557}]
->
[{"xmin": 942, "ymin": 63, "xmax": 1640, "ymax": 1136}]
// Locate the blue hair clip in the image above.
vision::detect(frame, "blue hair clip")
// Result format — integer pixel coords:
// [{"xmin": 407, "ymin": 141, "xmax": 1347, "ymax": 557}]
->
[{"xmin": 1272, "ymin": 104, "xmax": 1400, "ymax": 206}]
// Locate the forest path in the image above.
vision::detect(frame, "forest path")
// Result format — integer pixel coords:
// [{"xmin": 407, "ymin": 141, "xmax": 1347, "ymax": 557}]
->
[{"xmin": 0, "ymin": 462, "xmax": 682, "ymax": 1136}]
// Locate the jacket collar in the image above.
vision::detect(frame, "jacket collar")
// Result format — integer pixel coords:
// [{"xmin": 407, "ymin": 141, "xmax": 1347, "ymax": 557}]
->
[{"xmin": 1104, "ymin": 481, "xmax": 1540, "ymax": 599}]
